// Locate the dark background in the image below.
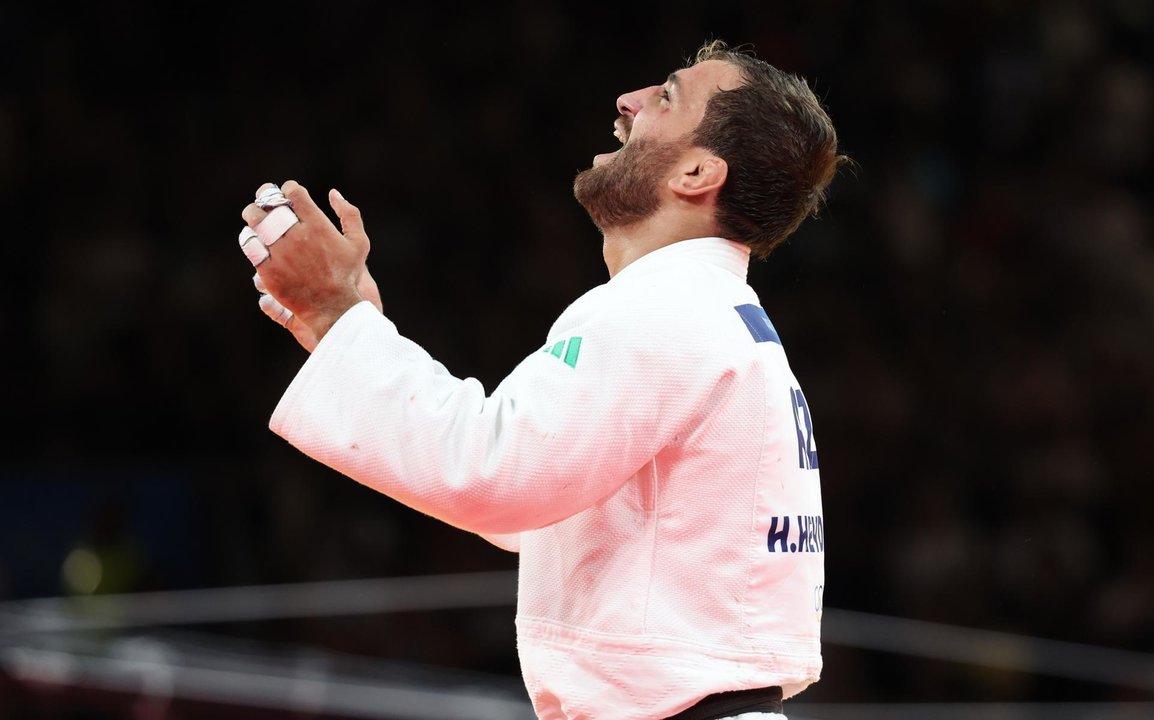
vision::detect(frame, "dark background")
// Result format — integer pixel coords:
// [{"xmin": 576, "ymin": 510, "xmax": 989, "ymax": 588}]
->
[{"xmin": 2, "ymin": 0, "xmax": 1152, "ymax": 716}]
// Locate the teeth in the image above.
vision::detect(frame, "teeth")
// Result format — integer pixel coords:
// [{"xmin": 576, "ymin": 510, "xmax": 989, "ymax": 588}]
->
[{"xmin": 614, "ymin": 128, "xmax": 625, "ymax": 144}]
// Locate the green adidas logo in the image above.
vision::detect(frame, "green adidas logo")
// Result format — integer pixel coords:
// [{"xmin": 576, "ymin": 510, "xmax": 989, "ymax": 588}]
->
[{"xmin": 541, "ymin": 336, "xmax": 582, "ymax": 368}]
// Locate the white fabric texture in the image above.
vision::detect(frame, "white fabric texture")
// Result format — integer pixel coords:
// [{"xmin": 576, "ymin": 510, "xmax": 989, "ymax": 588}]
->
[{"xmin": 269, "ymin": 237, "xmax": 825, "ymax": 719}]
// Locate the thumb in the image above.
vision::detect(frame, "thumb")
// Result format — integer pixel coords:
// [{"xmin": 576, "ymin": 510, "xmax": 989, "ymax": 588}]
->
[
  {"xmin": 329, "ymin": 188, "xmax": 365, "ymax": 238},
  {"xmin": 329, "ymin": 188, "xmax": 367, "ymax": 242}
]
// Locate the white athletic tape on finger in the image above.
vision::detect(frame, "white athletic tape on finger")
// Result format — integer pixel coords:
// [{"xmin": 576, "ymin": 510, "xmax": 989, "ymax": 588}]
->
[
  {"xmin": 239, "ymin": 226, "xmax": 269, "ymax": 266},
  {"xmin": 257, "ymin": 192, "xmax": 292, "ymax": 210},
  {"xmin": 256, "ymin": 185, "xmax": 284, "ymax": 203},
  {"xmin": 256, "ymin": 183, "xmax": 282, "ymax": 200},
  {"xmin": 253, "ymin": 272, "xmax": 268, "ymax": 294},
  {"xmin": 258, "ymin": 293, "xmax": 294, "ymax": 327},
  {"xmin": 255, "ymin": 205, "xmax": 299, "ymax": 247}
]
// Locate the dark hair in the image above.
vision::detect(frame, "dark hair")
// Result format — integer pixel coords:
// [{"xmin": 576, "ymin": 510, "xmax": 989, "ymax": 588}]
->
[{"xmin": 690, "ymin": 40, "xmax": 845, "ymax": 258}]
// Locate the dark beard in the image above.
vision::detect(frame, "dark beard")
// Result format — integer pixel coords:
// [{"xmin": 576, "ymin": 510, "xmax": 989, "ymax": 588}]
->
[{"xmin": 572, "ymin": 138, "xmax": 685, "ymax": 232}]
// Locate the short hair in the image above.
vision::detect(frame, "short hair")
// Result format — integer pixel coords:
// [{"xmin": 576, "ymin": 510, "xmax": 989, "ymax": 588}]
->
[{"xmin": 690, "ymin": 40, "xmax": 845, "ymax": 258}]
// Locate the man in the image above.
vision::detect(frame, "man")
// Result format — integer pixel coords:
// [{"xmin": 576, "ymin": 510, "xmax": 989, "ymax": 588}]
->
[{"xmin": 237, "ymin": 40, "xmax": 840, "ymax": 720}]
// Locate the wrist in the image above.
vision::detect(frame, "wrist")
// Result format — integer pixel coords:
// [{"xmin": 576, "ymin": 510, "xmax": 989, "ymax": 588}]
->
[{"xmin": 296, "ymin": 291, "xmax": 364, "ymax": 343}]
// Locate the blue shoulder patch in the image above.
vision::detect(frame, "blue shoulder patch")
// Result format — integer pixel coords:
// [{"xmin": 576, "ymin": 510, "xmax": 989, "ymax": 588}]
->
[{"xmin": 735, "ymin": 304, "xmax": 782, "ymax": 345}]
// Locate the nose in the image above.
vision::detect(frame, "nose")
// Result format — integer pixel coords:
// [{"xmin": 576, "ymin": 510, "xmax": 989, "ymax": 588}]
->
[{"xmin": 615, "ymin": 85, "xmax": 658, "ymax": 118}]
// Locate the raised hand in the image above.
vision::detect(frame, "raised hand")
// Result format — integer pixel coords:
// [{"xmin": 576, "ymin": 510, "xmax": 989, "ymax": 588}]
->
[{"xmin": 238, "ymin": 181, "xmax": 382, "ymax": 352}]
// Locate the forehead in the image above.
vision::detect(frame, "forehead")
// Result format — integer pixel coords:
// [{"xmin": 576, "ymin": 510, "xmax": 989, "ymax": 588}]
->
[{"xmin": 673, "ymin": 59, "xmax": 744, "ymax": 105}]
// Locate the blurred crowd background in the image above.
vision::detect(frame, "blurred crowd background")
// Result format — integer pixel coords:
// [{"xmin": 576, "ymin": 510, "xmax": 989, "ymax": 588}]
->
[{"xmin": 2, "ymin": 0, "xmax": 1152, "ymax": 716}]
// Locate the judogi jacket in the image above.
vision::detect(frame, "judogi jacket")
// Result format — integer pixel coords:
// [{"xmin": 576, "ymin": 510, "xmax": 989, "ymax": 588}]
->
[{"xmin": 270, "ymin": 237, "xmax": 825, "ymax": 719}]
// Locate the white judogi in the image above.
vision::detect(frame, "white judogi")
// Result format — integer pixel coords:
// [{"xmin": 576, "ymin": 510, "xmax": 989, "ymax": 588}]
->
[{"xmin": 270, "ymin": 237, "xmax": 824, "ymax": 719}]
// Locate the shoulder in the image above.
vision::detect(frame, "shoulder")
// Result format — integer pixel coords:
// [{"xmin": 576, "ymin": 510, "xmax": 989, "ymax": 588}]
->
[{"xmin": 580, "ymin": 266, "xmax": 760, "ymax": 371}]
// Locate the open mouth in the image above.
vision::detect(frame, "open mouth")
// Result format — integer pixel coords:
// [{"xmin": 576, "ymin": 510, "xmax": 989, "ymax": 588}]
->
[
  {"xmin": 613, "ymin": 117, "xmax": 630, "ymax": 145},
  {"xmin": 593, "ymin": 118, "xmax": 630, "ymax": 166}
]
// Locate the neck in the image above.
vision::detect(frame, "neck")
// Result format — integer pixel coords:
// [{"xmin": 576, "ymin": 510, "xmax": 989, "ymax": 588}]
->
[{"xmin": 601, "ymin": 208, "xmax": 719, "ymax": 277}]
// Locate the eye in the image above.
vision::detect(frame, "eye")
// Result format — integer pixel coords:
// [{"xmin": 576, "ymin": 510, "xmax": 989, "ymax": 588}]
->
[{"xmin": 659, "ymin": 88, "xmax": 671, "ymax": 104}]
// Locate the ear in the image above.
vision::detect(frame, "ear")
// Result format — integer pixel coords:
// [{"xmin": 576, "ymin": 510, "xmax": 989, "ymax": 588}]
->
[{"xmin": 668, "ymin": 153, "xmax": 728, "ymax": 197}]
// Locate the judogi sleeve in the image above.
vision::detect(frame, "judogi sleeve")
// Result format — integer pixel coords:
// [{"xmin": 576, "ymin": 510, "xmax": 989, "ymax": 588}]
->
[{"xmin": 269, "ymin": 300, "xmax": 730, "ymax": 538}]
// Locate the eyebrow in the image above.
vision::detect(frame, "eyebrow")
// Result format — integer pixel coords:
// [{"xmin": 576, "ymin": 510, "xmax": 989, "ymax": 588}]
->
[{"xmin": 666, "ymin": 72, "xmax": 681, "ymax": 96}]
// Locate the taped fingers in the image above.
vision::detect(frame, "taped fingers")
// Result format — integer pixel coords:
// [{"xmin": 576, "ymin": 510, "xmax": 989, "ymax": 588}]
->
[
  {"xmin": 238, "ymin": 183, "xmax": 299, "ymax": 275},
  {"xmin": 240, "ymin": 181, "xmax": 291, "ymax": 232},
  {"xmin": 239, "ymin": 225, "xmax": 269, "ymax": 267},
  {"xmin": 258, "ymin": 293, "xmax": 294, "ymax": 328},
  {"xmin": 254, "ymin": 182, "xmax": 280, "ymax": 199},
  {"xmin": 256, "ymin": 184, "xmax": 293, "ymax": 210},
  {"xmin": 255, "ymin": 205, "xmax": 300, "ymax": 246}
]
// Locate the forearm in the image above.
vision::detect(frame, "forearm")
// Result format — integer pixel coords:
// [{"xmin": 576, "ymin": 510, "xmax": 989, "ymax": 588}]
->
[{"xmin": 269, "ymin": 303, "xmax": 626, "ymax": 535}]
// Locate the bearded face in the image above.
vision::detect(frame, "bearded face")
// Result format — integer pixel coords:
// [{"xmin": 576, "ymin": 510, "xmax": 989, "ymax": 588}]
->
[{"xmin": 572, "ymin": 136, "xmax": 686, "ymax": 233}]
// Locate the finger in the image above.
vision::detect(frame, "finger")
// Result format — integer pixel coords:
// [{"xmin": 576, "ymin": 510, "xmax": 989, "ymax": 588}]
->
[
  {"xmin": 239, "ymin": 225, "xmax": 269, "ymax": 267},
  {"xmin": 254, "ymin": 206, "xmax": 300, "ymax": 246},
  {"xmin": 256, "ymin": 184, "xmax": 293, "ymax": 210},
  {"xmin": 281, "ymin": 180, "xmax": 331, "ymax": 227},
  {"xmin": 241, "ymin": 202, "xmax": 268, "ymax": 229},
  {"xmin": 254, "ymin": 182, "xmax": 280, "ymax": 200},
  {"xmin": 244, "ymin": 199, "xmax": 300, "ymax": 248},
  {"xmin": 329, "ymin": 188, "xmax": 366, "ymax": 241},
  {"xmin": 238, "ymin": 178, "xmax": 290, "ymax": 226},
  {"xmin": 253, "ymin": 271, "xmax": 268, "ymax": 294},
  {"xmin": 242, "ymin": 180, "xmax": 283, "ymax": 225},
  {"xmin": 258, "ymin": 293, "xmax": 294, "ymax": 328}
]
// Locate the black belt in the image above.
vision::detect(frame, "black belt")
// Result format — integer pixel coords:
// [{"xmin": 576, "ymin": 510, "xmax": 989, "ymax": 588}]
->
[{"xmin": 666, "ymin": 686, "xmax": 784, "ymax": 720}]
